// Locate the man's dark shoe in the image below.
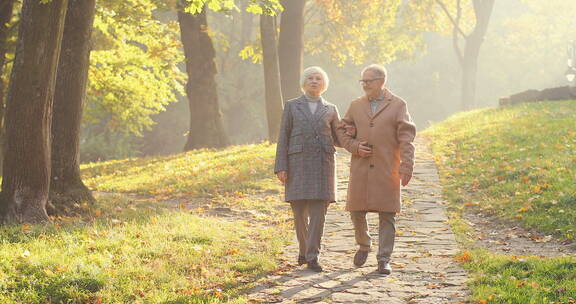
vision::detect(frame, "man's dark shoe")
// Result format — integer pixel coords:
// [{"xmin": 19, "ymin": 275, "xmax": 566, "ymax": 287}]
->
[
  {"xmin": 307, "ymin": 260, "xmax": 323, "ymax": 272},
  {"xmin": 378, "ymin": 261, "xmax": 392, "ymax": 275},
  {"xmin": 297, "ymin": 255, "xmax": 306, "ymax": 266},
  {"xmin": 353, "ymin": 250, "xmax": 369, "ymax": 267}
]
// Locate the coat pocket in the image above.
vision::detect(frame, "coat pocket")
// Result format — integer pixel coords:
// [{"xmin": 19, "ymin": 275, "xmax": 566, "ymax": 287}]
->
[
  {"xmin": 288, "ymin": 144, "xmax": 303, "ymax": 155},
  {"xmin": 290, "ymin": 128, "xmax": 303, "ymax": 137}
]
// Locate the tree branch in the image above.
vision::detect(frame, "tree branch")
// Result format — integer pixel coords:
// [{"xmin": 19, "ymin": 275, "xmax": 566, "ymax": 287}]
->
[
  {"xmin": 304, "ymin": 1, "xmax": 319, "ymax": 26},
  {"xmin": 434, "ymin": 0, "xmax": 464, "ymax": 64},
  {"xmin": 434, "ymin": 0, "xmax": 467, "ymax": 38}
]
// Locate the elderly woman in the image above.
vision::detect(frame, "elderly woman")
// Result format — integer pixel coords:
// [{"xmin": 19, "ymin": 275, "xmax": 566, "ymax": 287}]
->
[{"xmin": 274, "ymin": 66, "xmax": 343, "ymax": 272}]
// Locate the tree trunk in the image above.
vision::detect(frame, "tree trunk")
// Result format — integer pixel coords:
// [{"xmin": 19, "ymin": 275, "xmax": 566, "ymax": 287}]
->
[
  {"xmin": 278, "ymin": 0, "xmax": 306, "ymax": 101},
  {"xmin": 260, "ymin": 14, "xmax": 283, "ymax": 142},
  {"xmin": 178, "ymin": 7, "xmax": 229, "ymax": 150},
  {"xmin": 0, "ymin": 0, "xmax": 68, "ymax": 224},
  {"xmin": 50, "ymin": 0, "xmax": 96, "ymax": 212},
  {"xmin": 460, "ymin": 0, "xmax": 494, "ymax": 110},
  {"xmin": 0, "ymin": 0, "xmax": 17, "ymax": 172},
  {"xmin": 461, "ymin": 37, "xmax": 480, "ymax": 110}
]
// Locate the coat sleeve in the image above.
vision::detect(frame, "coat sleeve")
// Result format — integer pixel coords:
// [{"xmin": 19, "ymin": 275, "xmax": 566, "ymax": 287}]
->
[
  {"xmin": 330, "ymin": 106, "xmax": 343, "ymax": 148},
  {"xmin": 335, "ymin": 104, "xmax": 361, "ymax": 155},
  {"xmin": 396, "ymin": 102, "xmax": 416, "ymax": 175},
  {"xmin": 274, "ymin": 102, "xmax": 292, "ymax": 173}
]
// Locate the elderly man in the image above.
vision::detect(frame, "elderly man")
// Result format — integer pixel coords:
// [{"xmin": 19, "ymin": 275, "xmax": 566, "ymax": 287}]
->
[{"xmin": 337, "ymin": 64, "xmax": 416, "ymax": 274}]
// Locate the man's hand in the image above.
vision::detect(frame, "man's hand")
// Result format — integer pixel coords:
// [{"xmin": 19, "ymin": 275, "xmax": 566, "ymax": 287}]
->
[
  {"xmin": 345, "ymin": 124, "xmax": 356, "ymax": 137},
  {"xmin": 358, "ymin": 141, "xmax": 372, "ymax": 158},
  {"xmin": 400, "ymin": 172, "xmax": 412, "ymax": 186},
  {"xmin": 276, "ymin": 171, "xmax": 287, "ymax": 184}
]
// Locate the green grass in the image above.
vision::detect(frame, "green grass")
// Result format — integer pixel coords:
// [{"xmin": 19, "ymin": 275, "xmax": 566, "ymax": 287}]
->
[
  {"xmin": 81, "ymin": 142, "xmax": 281, "ymax": 199},
  {"xmin": 464, "ymin": 252, "xmax": 576, "ymax": 304},
  {"xmin": 424, "ymin": 100, "xmax": 575, "ymax": 239},
  {"xmin": 0, "ymin": 143, "xmax": 291, "ymax": 303},
  {"xmin": 423, "ymin": 100, "xmax": 576, "ymax": 304}
]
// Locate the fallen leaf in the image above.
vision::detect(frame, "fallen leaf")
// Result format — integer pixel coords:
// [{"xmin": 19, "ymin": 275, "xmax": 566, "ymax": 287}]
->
[
  {"xmin": 213, "ymin": 289, "xmax": 224, "ymax": 297},
  {"xmin": 534, "ymin": 235, "xmax": 553, "ymax": 243},
  {"xmin": 110, "ymin": 219, "xmax": 123, "ymax": 225},
  {"xmin": 135, "ymin": 289, "xmax": 146, "ymax": 297},
  {"xmin": 454, "ymin": 251, "xmax": 472, "ymax": 262},
  {"xmin": 226, "ymin": 248, "xmax": 240, "ymax": 255},
  {"xmin": 55, "ymin": 265, "xmax": 68, "ymax": 272}
]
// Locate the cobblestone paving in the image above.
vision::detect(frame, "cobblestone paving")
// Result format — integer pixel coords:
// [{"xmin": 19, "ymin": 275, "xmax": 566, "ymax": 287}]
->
[{"xmin": 248, "ymin": 137, "xmax": 470, "ymax": 303}]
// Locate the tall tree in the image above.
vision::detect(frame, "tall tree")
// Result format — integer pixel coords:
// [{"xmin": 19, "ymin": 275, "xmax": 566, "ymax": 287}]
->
[
  {"xmin": 260, "ymin": 14, "xmax": 283, "ymax": 142},
  {"xmin": 0, "ymin": 0, "xmax": 17, "ymax": 170},
  {"xmin": 0, "ymin": 0, "xmax": 68, "ymax": 224},
  {"xmin": 277, "ymin": 0, "xmax": 306, "ymax": 101},
  {"xmin": 435, "ymin": 0, "xmax": 495, "ymax": 110},
  {"xmin": 178, "ymin": 4, "xmax": 229, "ymax": 150},
  {"xmin": 50, "ymin": 0, "xmax": 97, "ymax": 209}
]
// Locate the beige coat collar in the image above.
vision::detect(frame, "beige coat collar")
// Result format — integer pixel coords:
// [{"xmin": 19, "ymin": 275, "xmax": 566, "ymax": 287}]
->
[{"xmin": 361, "ymin": 88, "xmax": 393, "ymax": 119}]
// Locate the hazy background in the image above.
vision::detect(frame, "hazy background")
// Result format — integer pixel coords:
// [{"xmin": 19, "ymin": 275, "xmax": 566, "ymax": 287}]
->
[{"xmin": 99, "ymin": 0, "xmax": 576, "ymax": 158}]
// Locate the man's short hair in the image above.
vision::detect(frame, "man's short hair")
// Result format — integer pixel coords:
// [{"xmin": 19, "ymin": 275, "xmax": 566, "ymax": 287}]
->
[{"xmin": 361, "ymin": 64, "xmax": 387, "ymax": 84}]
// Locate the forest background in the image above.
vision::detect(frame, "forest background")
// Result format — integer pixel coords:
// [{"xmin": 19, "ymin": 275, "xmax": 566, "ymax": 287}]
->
[{"xmin": 0, "ymin": 0, "xmax": 574, "ymax": 161}]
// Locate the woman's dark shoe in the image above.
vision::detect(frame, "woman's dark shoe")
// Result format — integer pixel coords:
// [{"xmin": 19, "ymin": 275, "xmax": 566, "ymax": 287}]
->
[
  {"xmin": 353, "ymin": 250, "xmax": 369, "ymax": 267},
  {"xmin": 297, "ymin": 255, "xmax": 306, "ymax": 266},
  {"xmin": 378, "ymin": 261, "xmax": 391, "ymax": 275},
  {"xmin": 307, "ymin": 260, "xmax": 323, "ymax": 272}
]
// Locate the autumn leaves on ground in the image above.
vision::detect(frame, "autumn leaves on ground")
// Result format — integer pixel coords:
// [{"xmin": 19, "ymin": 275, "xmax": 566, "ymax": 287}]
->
[
  {"xmin": 424, "ymin": 100, "xmax": 576, "ymax": 304},
  {"xmin": 0, "ymin": 144, "xmax": 292, "ymax": 303},
  {"xmin": 1, "ymin": 100, "xmax": 575, "ymax": 303}
]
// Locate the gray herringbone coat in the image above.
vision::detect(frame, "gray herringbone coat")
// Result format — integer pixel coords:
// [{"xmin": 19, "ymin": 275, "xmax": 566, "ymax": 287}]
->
[{"xmin": 274, "ymin": 95, "xmax": 342, "ymax": 203}]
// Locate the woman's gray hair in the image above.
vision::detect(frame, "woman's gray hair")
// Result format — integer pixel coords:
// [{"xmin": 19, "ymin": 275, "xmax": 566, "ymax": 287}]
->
[
  {"xmin": 361, "ymin": 64, "xmax": 387, "ymax": 84},
  {"xmin": 300, "ymin": 66, "xmax": 329, "ymax": 93}
]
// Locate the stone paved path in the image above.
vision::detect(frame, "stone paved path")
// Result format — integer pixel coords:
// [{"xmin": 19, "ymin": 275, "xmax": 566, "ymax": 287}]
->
[{"xmin": 248, "ymin": 137, "xmax": 469, "ymax": 303}]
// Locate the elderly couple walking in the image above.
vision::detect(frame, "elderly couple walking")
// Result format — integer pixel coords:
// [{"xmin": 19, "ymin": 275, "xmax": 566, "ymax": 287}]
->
[{"xmin": 274, "ymin": 64, "xmax": 416, "ymax": 274}]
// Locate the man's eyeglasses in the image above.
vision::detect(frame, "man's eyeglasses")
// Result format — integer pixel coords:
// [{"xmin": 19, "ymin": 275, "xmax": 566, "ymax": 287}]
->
[{"xmin": 358, "ymin": 78, "xmax": 384, "ymax": 85}]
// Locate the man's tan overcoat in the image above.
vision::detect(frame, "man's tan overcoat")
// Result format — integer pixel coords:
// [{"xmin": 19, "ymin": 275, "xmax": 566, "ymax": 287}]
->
[{"xmin": 337, "ymin": 89, "xmax": 416, "ymax": 213}]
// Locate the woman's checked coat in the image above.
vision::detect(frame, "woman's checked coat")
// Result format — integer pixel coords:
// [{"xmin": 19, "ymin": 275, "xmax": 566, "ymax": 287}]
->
[{"xmin": 274, "ymin": 95, "xmax": 343, "ymax": 203}]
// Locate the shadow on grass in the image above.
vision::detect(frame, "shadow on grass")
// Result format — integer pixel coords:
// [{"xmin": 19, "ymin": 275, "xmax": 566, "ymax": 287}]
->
[
  {"xmin": 0, "ymin": 192, "xmax": 169, "ymax": 244},
  {"xmin": 0, "ymin": 190, "xmax": 290, "ymax": 304}
]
